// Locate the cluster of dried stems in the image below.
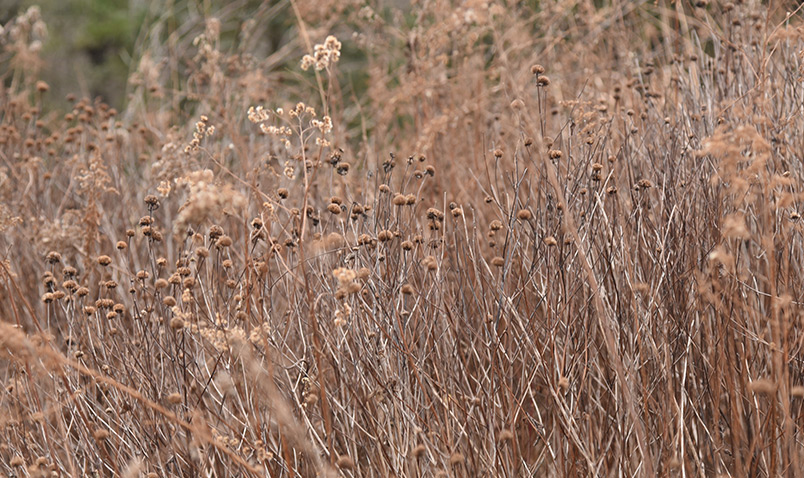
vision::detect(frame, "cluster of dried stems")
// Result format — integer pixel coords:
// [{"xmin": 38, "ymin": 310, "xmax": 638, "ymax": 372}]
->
[{"xmin": 3, "ymin": 0, "xmax": 804, "ymax": 476}]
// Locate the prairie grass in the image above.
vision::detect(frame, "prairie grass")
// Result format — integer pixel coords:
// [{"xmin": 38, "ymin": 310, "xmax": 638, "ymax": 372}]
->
[{"xmin": 2, "ymin": 1, "xmax": 804, "ymax": 476}]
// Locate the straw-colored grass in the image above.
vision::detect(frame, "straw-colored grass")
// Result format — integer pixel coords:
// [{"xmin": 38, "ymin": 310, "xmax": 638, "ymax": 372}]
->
[{"xmin": 3, "ymin": 1, "xmax": 804, "ymax": 476}]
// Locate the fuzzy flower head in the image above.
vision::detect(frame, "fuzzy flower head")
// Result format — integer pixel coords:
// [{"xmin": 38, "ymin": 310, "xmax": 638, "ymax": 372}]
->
[{"xmin": 174, "ymin": 170, "xmax": 246, "ymax": 234}]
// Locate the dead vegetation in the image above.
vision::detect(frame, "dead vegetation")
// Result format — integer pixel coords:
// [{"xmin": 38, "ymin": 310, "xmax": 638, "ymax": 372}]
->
[{"xmin": 3, "ymin": 1, "xmax": 804, "ymax": 476}]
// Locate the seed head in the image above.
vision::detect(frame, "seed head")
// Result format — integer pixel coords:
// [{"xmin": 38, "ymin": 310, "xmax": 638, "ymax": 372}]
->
[
  {"xmin": 336, "ymin": 455, "xmax": 355, "ymax": 470},
  {"xmin": 412, "ymin": 444, "xmax": 426, "ymax": 458},
  {"xmin": 498, "ymin": 429, "xmax": 514, "ymax": 442},
  {"xmin": 392, "ymin": 194, "xmax": 407, "ymax": 206},
  {"xmin": 144, "ymin": 195, "xmax": 160, "ymax": 211},
  {"xmin": 530, "ymin": 64, "xmax": 545, "ymax": 75},
  {"xmin": 422, "ymin": 256, "xmax": 438, "ymax": 271}
]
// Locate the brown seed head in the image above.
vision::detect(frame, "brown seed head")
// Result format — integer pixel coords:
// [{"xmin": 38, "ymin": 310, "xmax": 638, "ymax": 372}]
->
[
  {"xmin": 412, "ymin": 444, "xmax": 426, "ymax": 458},
  {"xmin": 336, "ymin": 455, "xmax": 355, "ymax": 470},
  {"xmin": 144, "ymin": 195, "xmax": 160, "ymax": 210},
  {"xmin": 498, "ymin": 429, "xmax": 514, "ymax": 442}
]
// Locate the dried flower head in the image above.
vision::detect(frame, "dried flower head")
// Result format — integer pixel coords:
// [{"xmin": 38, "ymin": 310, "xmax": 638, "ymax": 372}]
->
[{"xmin": 301, "ymin": 35, "xmax": 342, "ymax": 71}]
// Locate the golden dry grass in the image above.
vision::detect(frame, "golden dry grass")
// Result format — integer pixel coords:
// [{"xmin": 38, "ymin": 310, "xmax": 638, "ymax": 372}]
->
[{"xmin": 3, "ymin": 1, "xmax": 804, "ymax": 476}]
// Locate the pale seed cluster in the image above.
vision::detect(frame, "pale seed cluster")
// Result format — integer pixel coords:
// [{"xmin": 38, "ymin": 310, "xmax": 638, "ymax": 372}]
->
[{"xmin": 300, "ymin": 35, "xmax": 342, "ymax": 71}]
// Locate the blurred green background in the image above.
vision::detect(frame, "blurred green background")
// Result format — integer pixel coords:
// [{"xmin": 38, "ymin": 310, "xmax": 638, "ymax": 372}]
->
[
  {"xmin": 0, "ymin": 0, "xmax": 290, "ymax": 109},
  {"xmin": 1, "ymin": 0, "xmax": 149, "ymax": 108}
]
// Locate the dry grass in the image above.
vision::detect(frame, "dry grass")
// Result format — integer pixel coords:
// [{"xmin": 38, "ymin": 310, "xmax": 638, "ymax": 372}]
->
[{"xmin": 3, "ymin": 1, "xmax": 804, "ymax": 476}]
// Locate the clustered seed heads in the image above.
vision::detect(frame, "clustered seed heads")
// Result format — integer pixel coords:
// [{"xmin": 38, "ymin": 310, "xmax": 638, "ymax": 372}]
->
[
  {"xmin": 185, "ymin": 115, "xmax": 214, "ymax": 153},
  {"xmin": 300, "ymin": 35, "xmax": 342, "ymax": 71}
]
